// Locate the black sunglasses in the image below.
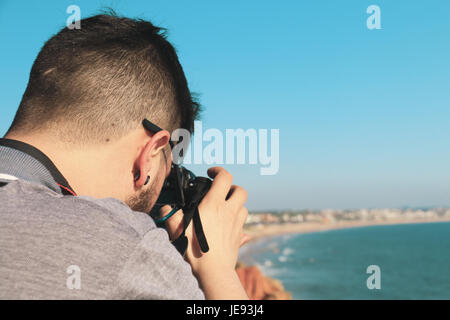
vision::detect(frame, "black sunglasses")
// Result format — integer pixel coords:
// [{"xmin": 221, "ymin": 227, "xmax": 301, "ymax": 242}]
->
[{"xmin": 142, "ymin": 118, "xmax": 174, "ymax": 149}]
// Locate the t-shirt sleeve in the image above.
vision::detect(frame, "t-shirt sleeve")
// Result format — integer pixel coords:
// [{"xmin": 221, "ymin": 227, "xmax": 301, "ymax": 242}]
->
[{"xmin": 110, "ymin": 227, "xmax": 205, "ymax": 300}]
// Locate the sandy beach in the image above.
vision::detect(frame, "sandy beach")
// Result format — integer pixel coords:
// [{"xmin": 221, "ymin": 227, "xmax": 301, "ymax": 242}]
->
[{"xmin": 243, "ymin": 217, "xmax": 450, "ymax": 244}]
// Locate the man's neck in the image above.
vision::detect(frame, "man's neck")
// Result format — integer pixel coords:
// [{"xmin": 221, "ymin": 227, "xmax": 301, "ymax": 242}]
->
[{"xmin": 4, "ymin": 133, "xmax": 134, "ymax": 201}]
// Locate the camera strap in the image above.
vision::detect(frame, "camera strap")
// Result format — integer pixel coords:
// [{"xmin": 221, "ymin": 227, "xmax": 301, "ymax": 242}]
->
[
  {"xmin": 172, "ymin": 206, "xmax": 209, "ymax": 256},
  {"xmin": 172, "ymin": 178, "xmax": 211, "ymax": 256},
  {"xmin": 0, "ymin": 138, "xmax": 76, "ymax": 196}
]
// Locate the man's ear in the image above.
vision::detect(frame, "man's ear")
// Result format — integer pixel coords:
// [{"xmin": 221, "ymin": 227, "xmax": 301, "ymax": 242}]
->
[
  {"xmin": 149, "ymin": 130, "xmax": 171, "ymax": 157},
  {"xmin": 134, "ymin": 130, "xmax": 171, "ymax": 188}
]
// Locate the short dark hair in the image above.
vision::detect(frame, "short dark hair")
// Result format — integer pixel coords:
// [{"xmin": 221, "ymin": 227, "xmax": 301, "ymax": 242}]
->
[{"xmin": 7, "ymin": 12, "xmax": 200, "ymax": 144}]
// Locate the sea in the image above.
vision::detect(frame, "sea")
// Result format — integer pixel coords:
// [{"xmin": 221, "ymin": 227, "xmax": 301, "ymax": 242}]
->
[{"xmin": 238, "ymin": 222, "xmax": 450, "ymax": 299}]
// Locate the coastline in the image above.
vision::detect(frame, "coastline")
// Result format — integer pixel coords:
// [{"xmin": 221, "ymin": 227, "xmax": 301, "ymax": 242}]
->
[{"xmin": 243, "ymin": 217, "xmax": 450, "ymax": 244}]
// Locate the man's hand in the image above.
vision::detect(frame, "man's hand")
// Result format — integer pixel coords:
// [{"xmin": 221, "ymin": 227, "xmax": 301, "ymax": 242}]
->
[{"xmin": 164, "ymin": 167, "xmax": 250, "ymax": 299}]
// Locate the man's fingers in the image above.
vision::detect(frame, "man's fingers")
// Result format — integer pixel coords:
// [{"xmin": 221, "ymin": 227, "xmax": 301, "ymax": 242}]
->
[
  {"xmin": 238, "ymin": 206, "xmax": 249, "ymax": 226},
  {"xmin": 240, "ymin": 233, "xmax": 251, "ymax": 247},
  {"xmin": 226, "ymin": 185, "xmax": 248, "ymax": 209},
  {"xmin": 207, "ymin": 167, "xmax": 233, "ymax": 200}
]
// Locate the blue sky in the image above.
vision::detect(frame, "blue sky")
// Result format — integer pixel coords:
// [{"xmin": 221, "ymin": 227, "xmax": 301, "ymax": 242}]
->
[{"xmin": 0, "ymin": 0, "xmax": 449, "ymax": 210}]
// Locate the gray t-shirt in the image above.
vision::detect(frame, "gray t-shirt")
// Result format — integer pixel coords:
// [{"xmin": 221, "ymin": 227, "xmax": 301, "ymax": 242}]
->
[{"xmin": 0, "ymin": 177, "xmax": 205, "ymax": 299}]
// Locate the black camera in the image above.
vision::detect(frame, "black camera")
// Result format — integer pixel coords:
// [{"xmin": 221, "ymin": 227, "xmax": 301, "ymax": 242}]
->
[{"xmin": 150, "ymin": 164, "xmax": 212, "ymax": 255}]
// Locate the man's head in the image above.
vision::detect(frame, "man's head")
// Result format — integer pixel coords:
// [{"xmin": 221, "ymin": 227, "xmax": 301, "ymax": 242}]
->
[{"xmin": 5, "ymin": 12, "xmax": 200, "ymax": 212}]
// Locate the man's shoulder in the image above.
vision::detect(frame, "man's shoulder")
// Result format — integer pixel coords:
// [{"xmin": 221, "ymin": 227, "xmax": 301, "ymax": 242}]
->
[
  {"xmin": 0, "ymin": 178, "xmax": 156, "ymax": 239},
  {"xmin": 0, "ymin": 178, "xmax": 201, "ymax": 299}
]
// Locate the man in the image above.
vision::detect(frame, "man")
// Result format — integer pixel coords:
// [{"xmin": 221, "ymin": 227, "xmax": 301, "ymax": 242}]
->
[{"xmin": 0, "ymin": 13, "xmax": 249, "ymax": 299}]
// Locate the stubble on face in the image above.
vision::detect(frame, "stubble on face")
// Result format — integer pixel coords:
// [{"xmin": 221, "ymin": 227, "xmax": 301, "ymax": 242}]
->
[
  {"xmin": 126, "ymin": 182, "xmax": 158, "ymax": 213},
  {"xmin": 125, "ymin": 163, "xmax": 167, "ymax": 213}
]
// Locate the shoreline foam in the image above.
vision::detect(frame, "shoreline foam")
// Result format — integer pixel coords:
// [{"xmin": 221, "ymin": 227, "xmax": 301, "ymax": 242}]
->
[{"xmin": 243, "ymin": 217, "xmax": 450, "ymax": 244}]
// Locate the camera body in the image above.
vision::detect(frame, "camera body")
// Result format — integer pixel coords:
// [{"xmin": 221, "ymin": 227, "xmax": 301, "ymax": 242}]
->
[
  {"xmin": 150, "ymin": 164, "xmax": 212, "ymax": 255},
  {"xmin": 150, "ymin": 164, "xmax": 211, "ymax": 218}
]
